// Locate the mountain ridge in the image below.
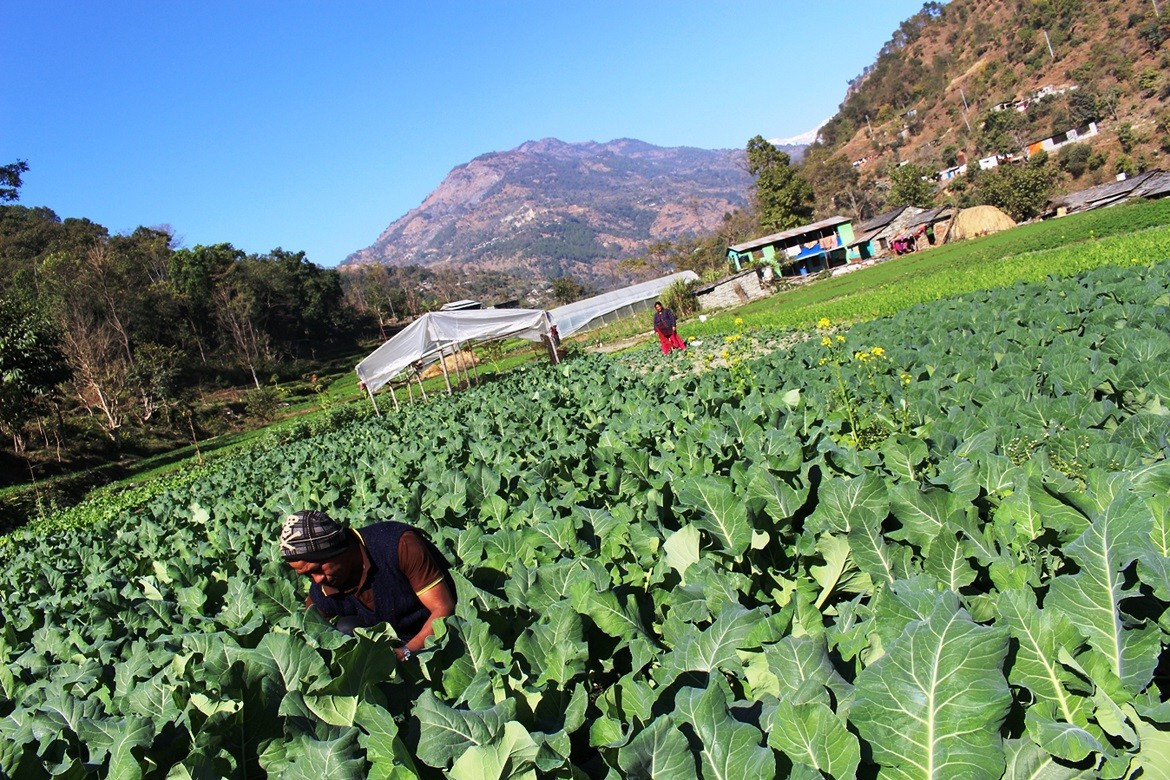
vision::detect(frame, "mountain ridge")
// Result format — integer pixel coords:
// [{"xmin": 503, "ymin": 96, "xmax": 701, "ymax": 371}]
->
[{"xmin": 342, "ymin": 137, "xmax": 806, "ymax": 283}]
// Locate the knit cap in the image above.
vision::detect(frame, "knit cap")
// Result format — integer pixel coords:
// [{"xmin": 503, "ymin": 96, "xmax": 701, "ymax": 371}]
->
[{"xmin": 279, "ymin": 510, "xmax": 352, "ymax": 562}]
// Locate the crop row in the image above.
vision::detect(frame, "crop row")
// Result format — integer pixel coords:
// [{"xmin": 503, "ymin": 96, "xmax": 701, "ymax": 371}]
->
[{"xmin": 1, "ymin": 261, "xmax": 1169, "ymax": 778}]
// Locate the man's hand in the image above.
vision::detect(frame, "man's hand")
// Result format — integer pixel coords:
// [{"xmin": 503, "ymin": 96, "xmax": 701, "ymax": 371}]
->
[{"xmin": 396, "ymin": 580, "xmax": 456, "ymax": 661}]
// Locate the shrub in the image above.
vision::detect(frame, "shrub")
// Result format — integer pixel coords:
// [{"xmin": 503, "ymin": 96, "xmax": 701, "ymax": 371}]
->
[
  {"xmin": 1117, "ymin": 123, "xmax": 1136, "ymax": 154},
  {"xmin": 243, "ymin": 385, "xmax": 283, "ymax": 422},
  {"xmin": 659, "ymin": 279, "xmax": 699, "ymax": 317},
  {"xmin": 1138, "ymin": 67, "xmax": 1162, "ymax": 97},
  {"xmin": 1057, "ymin": 143, "xmax": 1093, "ymax": 177}
]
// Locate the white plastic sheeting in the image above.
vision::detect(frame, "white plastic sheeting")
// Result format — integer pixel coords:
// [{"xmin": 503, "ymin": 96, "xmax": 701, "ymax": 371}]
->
[
  {"xmin": 355, "ymin": 308, "xmax": 553, "ymax": 392},
  {"xmin": 549, "ymin": 271, "xmax": 699, "ymax": 337}
]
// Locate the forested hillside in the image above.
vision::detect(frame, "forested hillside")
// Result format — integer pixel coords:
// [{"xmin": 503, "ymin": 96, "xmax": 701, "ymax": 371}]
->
[{"xmin": 0, "ymin": 178, "xmax": 530, "ymax": 501}]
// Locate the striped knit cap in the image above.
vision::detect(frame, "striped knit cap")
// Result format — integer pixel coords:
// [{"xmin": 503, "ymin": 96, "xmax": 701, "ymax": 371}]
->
[{"xmin": 279, "ymin": 510, "xmax": 351, "ymax": 562}]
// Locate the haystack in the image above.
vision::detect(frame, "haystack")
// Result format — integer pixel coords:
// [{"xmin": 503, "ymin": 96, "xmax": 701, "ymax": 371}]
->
[
  {"xmin": 419, "ymin": 349, "xmax": 480, "ymax": 380},
  {"xmin": 948, "ymin": 205, "xmax": 1016, "ymax": 241}
]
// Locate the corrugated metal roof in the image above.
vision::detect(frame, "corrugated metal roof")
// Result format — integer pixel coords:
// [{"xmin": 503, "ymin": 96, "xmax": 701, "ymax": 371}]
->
[
  {"xmin": 1050, "ymin": 170, "xmax": 1170, "ymax": 214},
  {"xmin": 903, "ymin": 206, "xmax": 953, "ymax": 230},
  {"xmin": 728, "ymin": 216, "xmax": 851, "ymax": 253},
  {"xmin": 856, "ymin": 206, "xmax": 912, "ymax": 233}
]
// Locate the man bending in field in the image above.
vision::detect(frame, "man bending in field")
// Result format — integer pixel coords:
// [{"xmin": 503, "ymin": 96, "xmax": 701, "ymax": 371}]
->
[{"xmin": 280, "ymin": 510, "xmax": 457, "ymax": 661}]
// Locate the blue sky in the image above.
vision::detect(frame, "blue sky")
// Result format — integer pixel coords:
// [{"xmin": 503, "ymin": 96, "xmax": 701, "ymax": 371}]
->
[{"xmin": 3, "ymin": 2, "xmax": 929, "ymax": 267}]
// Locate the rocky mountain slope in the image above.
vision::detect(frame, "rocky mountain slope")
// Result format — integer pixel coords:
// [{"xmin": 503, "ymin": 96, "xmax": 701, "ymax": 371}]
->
[
  {"xmin": 342, "ymin": 138, "xmax": 802, "ymax": 283},
  {"xmin": 816, "ymin": 0, "xmax": 1169, "ymax": 189}
]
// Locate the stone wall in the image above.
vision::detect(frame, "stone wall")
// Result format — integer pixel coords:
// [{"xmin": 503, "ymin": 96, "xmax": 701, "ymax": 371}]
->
[{"xmin": 696, "ymin": 269, "xmax": 770, "ymax": 310}]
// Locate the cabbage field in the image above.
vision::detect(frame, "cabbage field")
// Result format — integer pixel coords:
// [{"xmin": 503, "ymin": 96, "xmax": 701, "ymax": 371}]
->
[{"xmin": 3, "ymin": 259, "xmax": 1170, "ymax": 779}]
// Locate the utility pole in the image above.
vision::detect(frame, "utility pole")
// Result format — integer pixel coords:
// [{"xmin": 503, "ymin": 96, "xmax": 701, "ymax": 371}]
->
[
  {"xmin": 1042, "ymin": 29, "xmax": 1055, "ymax": 60},
  {"xmin": 1154, "ymin": 0, "xmax": 1161, "ymax": 17},
  {"xmin": 865, "ymin": 113, "xmax": 873, "ymax": 137},
  {"xmin": 959, "ymin": 88, "xmax": 973, "ymax": 134}
]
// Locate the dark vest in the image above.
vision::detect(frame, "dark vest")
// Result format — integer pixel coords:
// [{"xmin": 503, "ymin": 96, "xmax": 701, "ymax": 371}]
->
[{"xmin": 308, "ymin": 522, "xmax": 455, "ymax": 639}]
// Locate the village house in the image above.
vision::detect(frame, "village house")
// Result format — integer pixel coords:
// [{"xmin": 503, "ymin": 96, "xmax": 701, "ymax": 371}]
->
[
  {"xmin": 850, "ymin": 206, "xmax": 924, "ymax": 259},
  {"xmin": 888, "ymin": 205, "xmax": 955, "ymax": 254},
  {"xmin": 1027, "ymin": 122, "xmax": 1099, "ymax": 157},
  {"xmin": 726, "ymin": 216, "xmax": 856, "ymax": 278}
]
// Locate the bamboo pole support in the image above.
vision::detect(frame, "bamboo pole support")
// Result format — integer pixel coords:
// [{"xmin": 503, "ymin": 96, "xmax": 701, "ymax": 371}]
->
[{"xmin": 439, "ymin": 347, "xmax": 453, "ymax": 395}]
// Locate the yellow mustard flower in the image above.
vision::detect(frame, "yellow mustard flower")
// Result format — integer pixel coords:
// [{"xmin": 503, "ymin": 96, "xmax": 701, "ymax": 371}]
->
[
  {"xmin": 822, "ymin": 337, "xmax": 832, "ymax": 346},
  {"xmin": 871, "ymin": 346, "xmax": 885, "ymax": 357},
  {"xmin": 734, "ymin": 317, "xmax": 744, "ymax": 327},
  {"xmin": 836, "ymin": 335, "xmax": 845, "ymax": 342},
  {"xmin": 817, "ymin": 317, "xmax": 831, "ymax": 329}
]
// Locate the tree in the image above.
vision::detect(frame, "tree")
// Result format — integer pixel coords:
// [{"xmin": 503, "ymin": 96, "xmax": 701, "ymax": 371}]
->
[
  {"xmin": 168, "ymin": 243, "xmax": 242, "ymax": 363},
  {"xmin": 746, "ymin": 136, "xmax": 814, "ymax": 232},
  {"xmin": 0, "ymin": 295, "xmax": 69, "ymax": 453},
  {"xmin": 342, "ymin": 264, "xmax": 402, "ymax": 339},
  {"xmin": 0, "ymin": 161, "xmax": 29, "ymax": 202},
  {"xmin": 1057, "ymin": 143, "xmax": 1093, "ymax": 178},
  {"xmin": 973, "ymin": 157, "xmax": 1057, "ymax": 222},
  {"xmin": 978, "ymin": 110, "xmax": 1024, "ymax": 156},
  {"xmin": 887, "ymin": 163, "xmax": 935, "ymax": 208},
  {"xmin": 801, "ymin": 147, "xmax": 878, "ymax": 222},
  {"xmin": 551, "ymin": 276, "xmax": 590, "ymax": 305},
  {"xmin": 214, "ymin": 261, "xmax": 273, "ymax": 389}
]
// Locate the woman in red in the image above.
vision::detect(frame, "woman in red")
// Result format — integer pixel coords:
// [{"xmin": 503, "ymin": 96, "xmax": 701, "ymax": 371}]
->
[{"xmin": 653, "ymin": 301, "xmax": 686, "ymax": 354}]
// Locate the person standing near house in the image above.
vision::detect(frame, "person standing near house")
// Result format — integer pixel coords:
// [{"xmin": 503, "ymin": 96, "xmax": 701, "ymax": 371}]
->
[{"xmin": 653, "ymin": 301, "xmax": 686, "ymax": 355}]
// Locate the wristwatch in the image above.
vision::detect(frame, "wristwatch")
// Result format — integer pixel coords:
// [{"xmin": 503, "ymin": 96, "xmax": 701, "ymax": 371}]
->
[{"xmin": 400, "ymin": 647, "xmax": 413, "ymax": 661}]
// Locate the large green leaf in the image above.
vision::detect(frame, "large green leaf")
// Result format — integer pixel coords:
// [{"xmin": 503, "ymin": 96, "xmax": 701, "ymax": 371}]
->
[
  {"xmin": 514, "ymin": 602, "xmax": 588, "ymax": 688},
  {"xmin": 77, "ymin": 716, "xmax": 153, "ymax": 780},
  {"xmin": 808, "ymin": 473, "xmax": 888, "ymax": 536},
  {"xmin": 923, "ymin": 530, "xmax": 976, "ymax": 592},
  {"xmin": 1023, "ymin": 704, "xmax": 1105, "ymax": 763},
  {"xmin": 888, "ymin": 482, "xmax": 965, "ymax": 553},
  {"xmin": 676, "ymin": 475, "xmax": 752, "ymax": 557},
  {"xmin": 257, "ymin": 728, "xmax": 367, "ymax": 780},
  {"xmin": 448, "ymin": 720, "xmax": 538, "ymax": 780},
  {"xmin": 765, "ymin": 634, "xmax": 852, "ymax": 707},
  {"xmin": 747, "ymin": 468, "xmax": 809, "ymax": 526},
  {"xmin": 667, "ymin": 605, "xmax": 764, "ymax": 674},
  {"xmin": 1046, "ymin": 490, "xmax": 1160, "ymax": 694},
  {"xmin": 663, "ymin": 525, "xmax": 702, "ymax": 580},
  {"xmin": 1135, "ymin": 490, "xmax": 1170, "ymax": 601},
  {"xmin": 571, "ymin": 584, "xmax": 652, "ymax": 642},
  {"xmin": 767, "ymin": 700, "xmax": 860, "ymax": 780},
  {"xmin": 853, "ymin": 592, "xmax": 1011, "ymax": 779},
  {"xmin": 810, "ymin": 533, "xmax": 871, "ymax": 608},
  {"xmin": 998, "ymin": 588, "xmax": 1089, "ymax": 726},
  {"xmin": 1134, "ymin": 713, "xmax": 1170, "ymax": 780},
  {"xmin": 354, "ymin": 701, "xmax": 421, "ymax": 780},
  {"xmin": 413, "ymin": 692, "xmax": 515, "ymax": 769},
  {"xmin": 617, "ymin": 716, "xmax": 697, "ymax": 779},
  {"xmin": 671, "ymin": 680, "xmax": 774, "ymax": 780},
  {"xmin": 848, "ymin": 518, "xmax": 910, "ymax": 586},
  {"xmin": 1002, "ymin": 738, "xmax": 1096, "ymax": 779}
]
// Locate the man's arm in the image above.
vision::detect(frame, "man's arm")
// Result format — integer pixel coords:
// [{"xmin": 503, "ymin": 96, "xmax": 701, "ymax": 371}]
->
[{"xmin": 396, "ymin": 580, "xmax": 456, "ymax": 661}]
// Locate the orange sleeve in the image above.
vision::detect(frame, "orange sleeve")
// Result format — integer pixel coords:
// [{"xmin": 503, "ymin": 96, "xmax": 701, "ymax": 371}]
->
[{"xmin": 397, "ymin": 531, "xmax": 444, "ymax": 594}]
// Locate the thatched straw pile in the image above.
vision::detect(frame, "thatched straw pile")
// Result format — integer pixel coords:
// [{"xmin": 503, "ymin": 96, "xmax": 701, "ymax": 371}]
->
[
  {"xmin": 419, "ymin": 349, "xmax": 480, "ymax": 380},
  {"xmin": 949, "ymin": 205, "xmax": 1017, "ymax": 241}
]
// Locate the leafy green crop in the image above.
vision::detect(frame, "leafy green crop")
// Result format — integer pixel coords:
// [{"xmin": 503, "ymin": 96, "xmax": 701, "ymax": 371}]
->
[{"xmin": 2, "ymin": 260, "xmax": 1169, "ymax": 778}]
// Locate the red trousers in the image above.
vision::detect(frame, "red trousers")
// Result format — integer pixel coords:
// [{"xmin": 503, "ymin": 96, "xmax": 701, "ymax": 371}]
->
[{"xmin": 657, "ymin": 330, "xmax": 686, "ymax": 354}]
